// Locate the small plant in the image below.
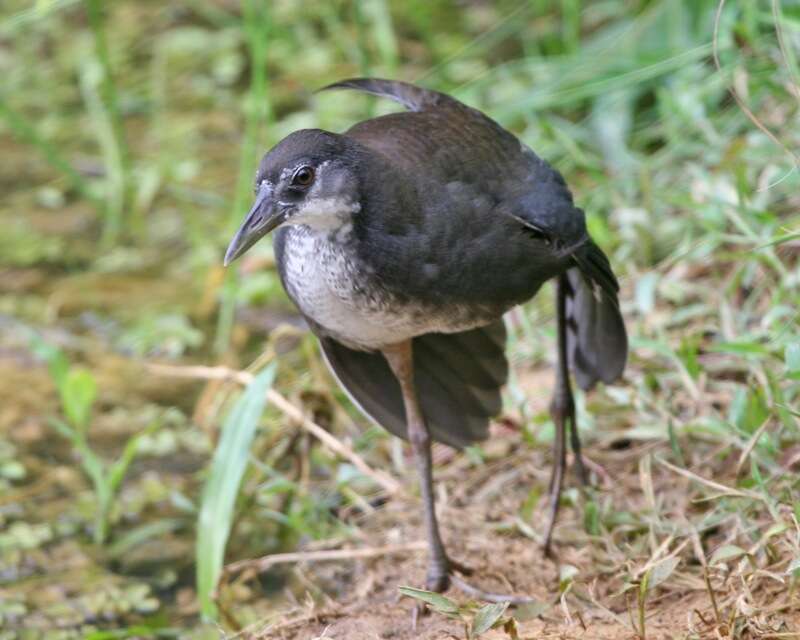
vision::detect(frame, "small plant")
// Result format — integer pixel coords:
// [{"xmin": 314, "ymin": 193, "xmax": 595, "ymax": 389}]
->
[
  {"xmin": 32, "ymin": 337, "xmax": 156, "ymax": 545},
  {"xmin": 627, "ymin": 555, "xmax": 680, "ymax": 640},
  {"xmin": 398, "ymin": 587, "xmax": 511, "ymax": 639}
]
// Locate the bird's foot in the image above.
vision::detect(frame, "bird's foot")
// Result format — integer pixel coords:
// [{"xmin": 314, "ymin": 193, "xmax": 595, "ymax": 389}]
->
[
  {"xmin": 410, "ymin": 557, "xmax": 532, "ymax": 628},
  {"xmin": 572, "ymin": 451, "xmax": 590, "ymax": 486},
  {"xmin": 411, "ymin": 558, "xmax": 535, "ymax": 631},
  {"xmin": 423, "ymin": 556, "xmax": 533, "ymax": 604},
  {"xmin": 424, "ymin": 556, "xmax": 473, "ymax": 592},
  {"xmin": 450, "ymin": 574, "xmax": 535, "ymax": 605}
]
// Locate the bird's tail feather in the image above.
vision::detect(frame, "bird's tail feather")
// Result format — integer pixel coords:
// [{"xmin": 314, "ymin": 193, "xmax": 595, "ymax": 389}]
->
[
  {"xmin": 319, "ymin": 320, "xmax": 508, "ymax": 449},
  {"xmin": 565, "ymin": 241, "xmax": 627, "ymax": 390}
]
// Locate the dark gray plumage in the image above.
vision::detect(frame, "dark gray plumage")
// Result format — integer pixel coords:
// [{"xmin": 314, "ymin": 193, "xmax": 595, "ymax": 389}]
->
[
  {"xmin": 224, "ymin": 78, "xmax": 627, "ymax": 599},
  {"xmin": 565, "ymin": 262, "xmax": 628, "ymax": 391},
  {"xmin": 318, "ymin": 320, "xmax": 507, "ymax": 449}
]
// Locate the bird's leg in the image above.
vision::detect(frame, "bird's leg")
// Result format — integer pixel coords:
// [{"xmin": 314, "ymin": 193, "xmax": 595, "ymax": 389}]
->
[
  {"xmin": 543, "ymin": 274, "xmax": 586, "ymax": 555},
  {"xmin": 543, "ymin": 391, "xmax": 567, "ymax": 557},
  {"xmin": 384, "ymin": 341, "xmax": 534, "ymax": 607},
  {"xmin": 383, "ymin": 340, "xmax": 450, "ymax": 592},
  {"xmin": 568, "ymin": 405, "xmax": 589, "ymax": 485}
]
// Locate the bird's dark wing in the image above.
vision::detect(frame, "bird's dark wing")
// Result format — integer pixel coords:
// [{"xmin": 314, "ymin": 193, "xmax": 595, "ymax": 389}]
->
[
  {"xmin": 494, "ymin": 174, "xmax": 588, "ymax": 253},
  {"xmin": 318, "ymin": 77, "xmax": 455, "ymax": 112},
  {"xmin": 564, "ymin": 243, "xmax": 627, "ymax": 389},
  {"xmin": 318, "ymin": 320, "xmax": 508, "ymax": 448},
  {"xmin": 316, "ymin": 77, "xmax": 627, "ymax": 388},
  {"xmin": 498, "ymin": 183, "xmax": 627, "ymax": 387},
  {"xmin": 322, "ymin": 78, "xmax": 591, "ymax": 254}
]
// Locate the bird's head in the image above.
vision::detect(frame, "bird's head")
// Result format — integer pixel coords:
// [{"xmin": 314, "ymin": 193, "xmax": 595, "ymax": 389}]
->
[{"xmin": 224, "ymin": 129, "xmax": 363, "ymax": 266}]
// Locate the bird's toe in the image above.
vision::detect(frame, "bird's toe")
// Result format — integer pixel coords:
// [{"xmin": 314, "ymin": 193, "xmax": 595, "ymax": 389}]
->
[{"xmin": 424, "ymin": 569, "xmax": 451, "ymax": 593}]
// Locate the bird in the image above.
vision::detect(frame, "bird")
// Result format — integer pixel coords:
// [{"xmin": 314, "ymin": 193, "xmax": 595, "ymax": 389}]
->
[{"xmin": 224, "ymin": 78, "xmax": 627, "ymax": 600}]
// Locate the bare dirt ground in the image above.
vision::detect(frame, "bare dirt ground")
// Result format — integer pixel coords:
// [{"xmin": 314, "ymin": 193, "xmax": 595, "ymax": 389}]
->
[{"xmin": 228, "ymin": 424, "xmax": 800, "ymax": 640}]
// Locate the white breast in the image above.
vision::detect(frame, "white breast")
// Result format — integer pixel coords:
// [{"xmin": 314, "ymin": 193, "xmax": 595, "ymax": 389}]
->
[
  {"xmin": 281, "ymin": 228, "xmax": 412, "ymax": 349},
  {"xmin": 281, "ymin": 226, "xmax": 490, "ymax": 350}
]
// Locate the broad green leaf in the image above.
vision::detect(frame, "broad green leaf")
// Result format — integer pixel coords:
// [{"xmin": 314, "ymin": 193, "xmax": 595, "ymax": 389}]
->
[
  {"xmin": 196, "ymin": 363, "xmax": 277, "ymax": 619},
  {"xmin": 646, "ymin": 556, "xmax": 679, "ymax": 591},
  {"xmin": 29, "ymin": 336, "xmax": 70, "ymax": 391},
  {"xmin": 471, "ymin": 602, "xmax": 508, "ymax": 638},
  {"xmin": 729, "ymin": 387, "xmax": 769, "ymax": 434},
  {"xmin": 583, "ymin": 500, "xmax": 601, "ymax": 536},
  {"xmin": 786, "ymin": 343, "xmax": 800, "ymax": 373},
  {"xmin": 61, "ymin": 367, "xmax": 97, "ymax": 431},
  {"xmin": 398, "ymin": 586, "xmax": 460, "ymax": 615},
  {"xmin": 709, "ymin": 544, "xmax": 747, "ymax": 566},
  {"xmin": 513, "ymin": 600, "xmax": 550, "ymax": 621}
]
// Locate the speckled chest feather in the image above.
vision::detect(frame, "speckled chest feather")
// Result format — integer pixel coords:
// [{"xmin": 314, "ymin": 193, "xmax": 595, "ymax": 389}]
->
[{"xmin": 279, "ymin": 225, "xmax": 490, "ymax": 350}]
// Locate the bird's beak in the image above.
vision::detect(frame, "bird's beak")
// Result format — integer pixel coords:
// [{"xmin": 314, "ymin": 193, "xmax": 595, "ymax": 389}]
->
[{"xmin": 224, "ymin": 183, "xmax": 286, "ymax": 266}]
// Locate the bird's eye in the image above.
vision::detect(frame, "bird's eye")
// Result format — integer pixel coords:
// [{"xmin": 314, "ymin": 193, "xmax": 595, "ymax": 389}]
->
[{"xmin": 291, "ymin": 166, "xmax": 315, "ymax": 187}]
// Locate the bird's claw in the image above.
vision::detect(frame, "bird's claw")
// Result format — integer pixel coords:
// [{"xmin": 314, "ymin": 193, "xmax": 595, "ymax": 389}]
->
[
  {"xmin": 413, "ymin": 556, "xmax": 532, "ymax": 619},
  {"xmin": 447, "ymin": 557, "xmax": 474, "ymax": 577},
  {"xmin": 424, "ymin": 555, "xmax": 474, "ymax": 592},
  {"xmin": 573, "ymin": 453, "xmax": 590, "ymax": 486}
]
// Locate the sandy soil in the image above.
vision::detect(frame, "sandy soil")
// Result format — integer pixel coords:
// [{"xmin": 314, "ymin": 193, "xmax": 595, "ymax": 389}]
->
[{"xmin": 232, "ymin": 437, "xmax": 799, "ymax": 640}]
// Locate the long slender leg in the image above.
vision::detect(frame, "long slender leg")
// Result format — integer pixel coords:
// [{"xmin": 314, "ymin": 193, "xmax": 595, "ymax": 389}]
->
[
  {"xmin": 543, "ymin": 274, "xmax": 585, "ymax": 555},
  {"xmin": 543, "ymin": 394, "xmax": 566, "ymax": 557},
  {"xmin": 384, "ymin": 341, "xmax": 533, "ymax": 605},
  {"xmin": 568, "ymin": 409, "xmax": 589, "ymax": 485},
  {"xmin": 383, "ymin": 340, "xmax": 450, "ymax": 591}
]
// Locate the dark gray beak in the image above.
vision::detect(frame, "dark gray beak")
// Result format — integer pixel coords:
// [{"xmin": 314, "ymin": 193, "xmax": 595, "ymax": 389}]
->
[{"xmin": 224, "ymin": 183, "xmax": 285, "ymax": 266}]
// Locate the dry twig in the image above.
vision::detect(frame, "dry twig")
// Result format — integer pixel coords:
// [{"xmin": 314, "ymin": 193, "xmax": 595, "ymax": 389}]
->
[{"xmin": 224, "ymin": 541, "xmax": 427, "ymax": 577}]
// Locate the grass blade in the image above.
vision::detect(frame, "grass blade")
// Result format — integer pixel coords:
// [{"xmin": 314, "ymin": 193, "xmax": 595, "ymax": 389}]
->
[
  {"xmin": 397, "ymin": 586, "xmax": 460, "ymax": 616},
  {"xmin": 214, "ymin": 0, "xmax": 273, "ymax": 355},
  {"xmin": 83, "ymin": 0, "xmax": 132, "ymax": 242},
  {"xmin": 196, "ymin": 362, "xmax": 277, "ymax": 619}
]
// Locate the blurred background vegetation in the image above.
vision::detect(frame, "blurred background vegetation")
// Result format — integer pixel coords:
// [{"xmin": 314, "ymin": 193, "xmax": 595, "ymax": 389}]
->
[{"xmin": 1, "ymin": 0, "xmax": 799, "ymax": 637}]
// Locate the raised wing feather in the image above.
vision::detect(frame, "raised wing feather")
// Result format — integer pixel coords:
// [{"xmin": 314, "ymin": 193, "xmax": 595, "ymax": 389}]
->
[
  {"xmin": 318, "ymin": 77, "xmax": 454, "ymax": 112},
  {"xmin": 319, "ymin": 320, "xmax": 508, "ymax": 449}
]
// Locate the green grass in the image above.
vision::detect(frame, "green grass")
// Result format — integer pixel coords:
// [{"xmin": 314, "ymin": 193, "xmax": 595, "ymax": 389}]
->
[
  {"xmin": 213, "ymin": 0, "xmax": 273, "ymax": 356},
  {"xmin": 30, "ymin": 336, "xmax": 158, "ymax": 546},
  {"xmin": 196, "ymin": 362, "xmax": 277, "ymax": 619},
  {"xmin": 0, "ymin": 0, "xmax": 798, "ymax": 636}
]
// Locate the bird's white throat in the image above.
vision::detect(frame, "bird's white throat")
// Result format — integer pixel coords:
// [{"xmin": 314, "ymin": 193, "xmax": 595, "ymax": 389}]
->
[{"xmin": 289, "ymin": 196, "xmax": 361, "ymax": 232}]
